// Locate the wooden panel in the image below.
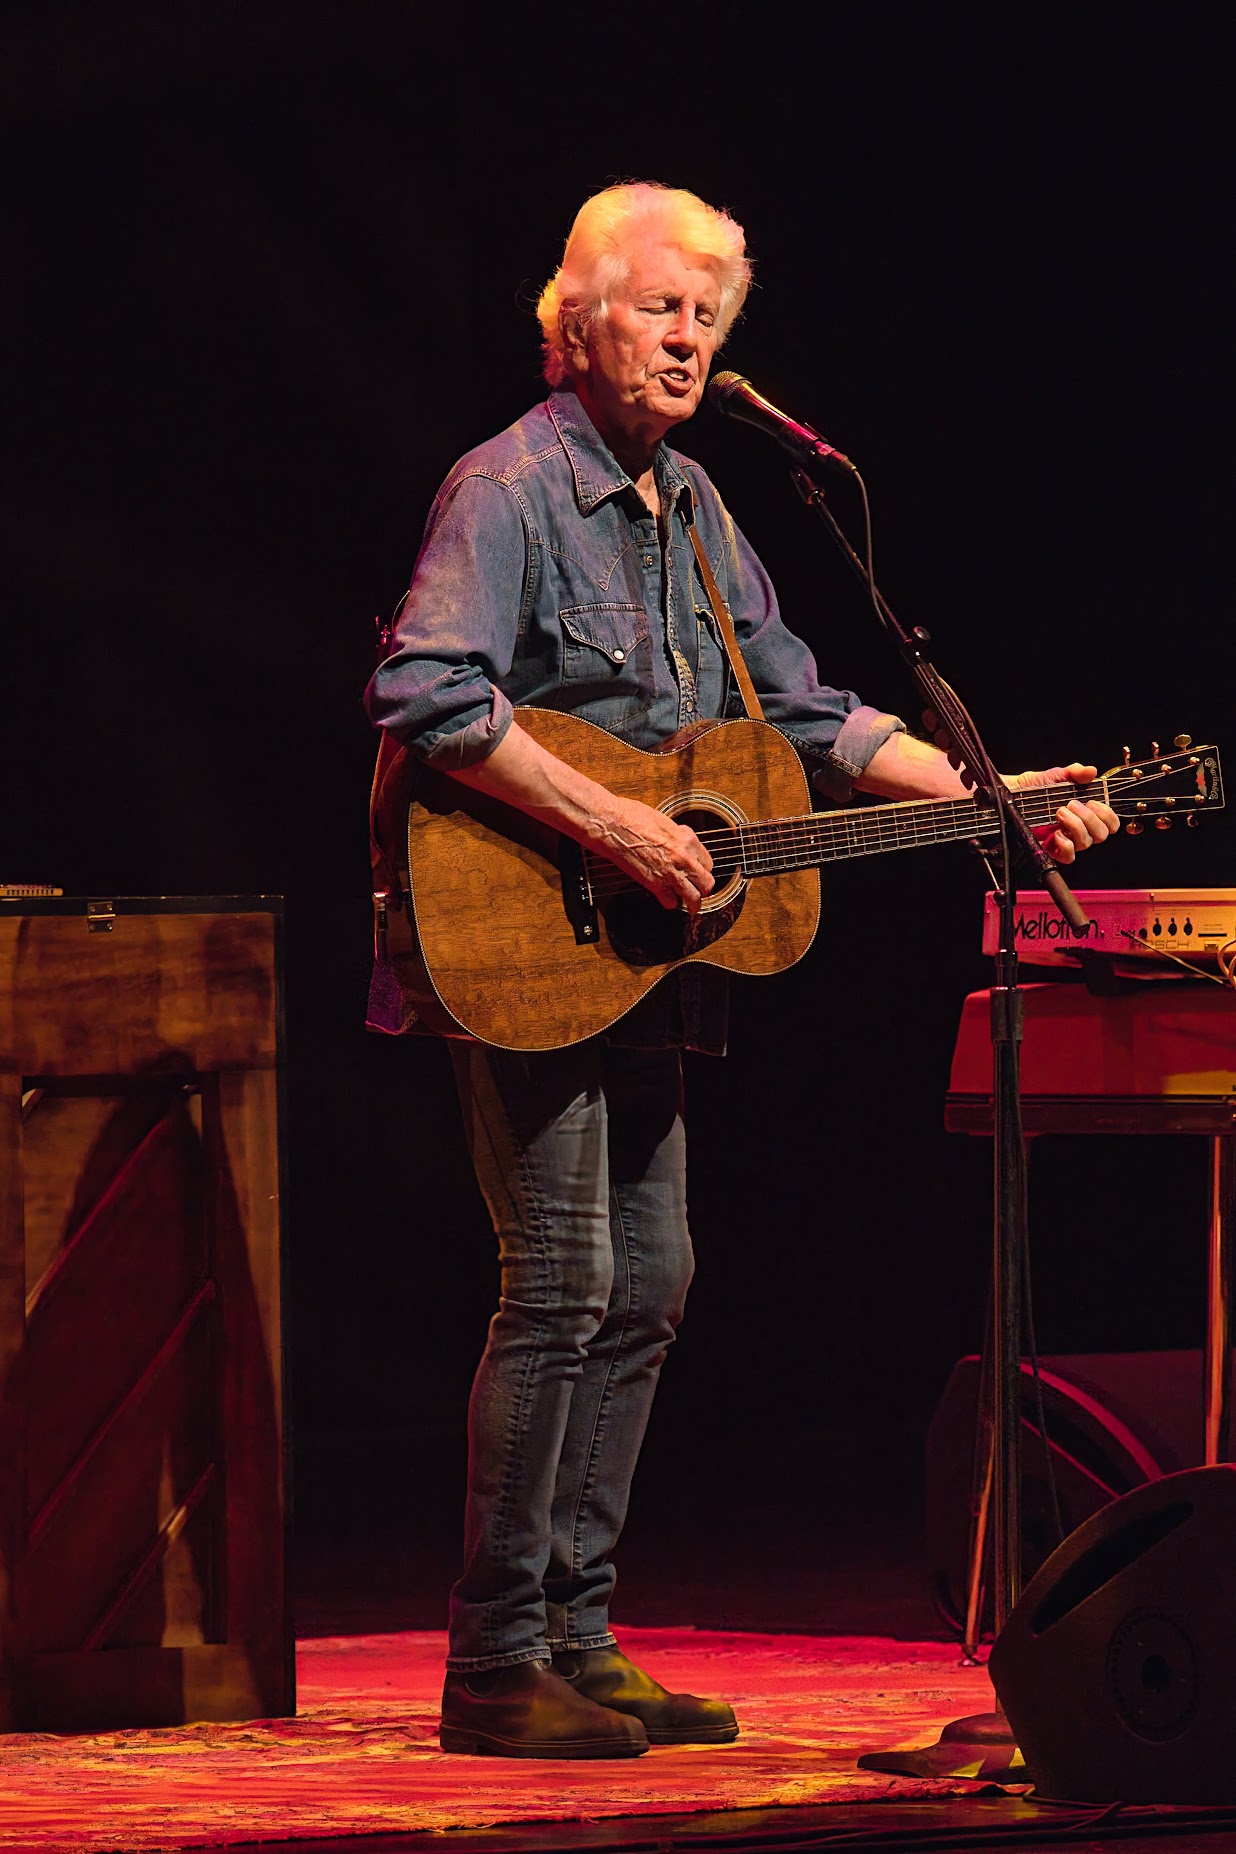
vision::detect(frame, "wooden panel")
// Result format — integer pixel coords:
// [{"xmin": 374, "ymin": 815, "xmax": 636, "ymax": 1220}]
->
[
  {"xmin": 0, "ymin": 1076, "xmax": 24, "ymax": 1731},
  {"xmin": 203, "ymin": 1067, "xmax": 292, "ymax": 1714},
  {"xmin": 25, "ymin": 1298, "xmax": 219, "ymax": 1652},
  {"xmin": 93, "ymin": 1466, "xmax": 220, "ymax": 1649},
  {"xmin": 0, "ymin": 913, "xmax": 277, "ymax": 1075},
  {"xmin": 21, "ymin": 1094, "xmax": 120, "ymax": 1295},
  {"xmin": 0, "ymin": 903, "xmax": 290, "ymax": 1728},
  {"xmin": 29, "ymin": 1645, "xmax": 267, "ymax": 1731},
  {"xmin": 25, "ymin": 1101, "xmax": 209, "ymax": 1513}
]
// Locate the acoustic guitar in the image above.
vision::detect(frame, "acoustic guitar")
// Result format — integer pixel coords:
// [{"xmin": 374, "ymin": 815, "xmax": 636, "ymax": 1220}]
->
[{"xmin": 402, "ymin": 709, "xmax": 1223, "ymax": 1050}]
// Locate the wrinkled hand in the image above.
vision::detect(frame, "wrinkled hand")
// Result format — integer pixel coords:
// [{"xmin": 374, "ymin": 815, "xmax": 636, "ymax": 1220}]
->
[
  {"xmin": 1002, "ymin": 764, "xmax": 1120, "ymax": 864},
  {"xmin": 920, "ymin": 714, "xmax": 1119, "ymax": 865},
  {"xmin": 594, "ymin": 796, "xmax": 715, "ymax": 911}
]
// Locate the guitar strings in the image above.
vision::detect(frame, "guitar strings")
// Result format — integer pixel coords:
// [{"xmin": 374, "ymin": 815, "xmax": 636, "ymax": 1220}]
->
[
  {"xmin": 581, "ymin": 812, "xmax": 1090, "ymax": 898},
  {"xmin": 668, "ymin": 766, "xmax": 1177, "ymax": 850},
  {"xmin": 577, "ymin": 780, "xmax": 1111, "ymax": 897},
  {"xmin": 679, "ymin": 787, "xmax": 1093, "ymax": 849},
  {"xmin": 566, "ymin": 762, "xmax": 1201, "ymax": 900}
]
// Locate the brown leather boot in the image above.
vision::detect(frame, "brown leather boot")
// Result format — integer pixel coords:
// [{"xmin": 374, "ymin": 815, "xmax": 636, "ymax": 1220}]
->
[
  {"xmin": 551, "ymin": 1644, "xmax": 739, "ymax": 1745},
  {"xmin": 439, "ymin": 1659, "xmax": 650, "ymax": 1758}
]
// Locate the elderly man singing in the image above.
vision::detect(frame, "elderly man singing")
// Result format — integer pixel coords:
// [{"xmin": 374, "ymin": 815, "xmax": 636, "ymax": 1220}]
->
[{"xmin": 366, "ymin": 182, "xmax": 1117, "ymax": 1759}]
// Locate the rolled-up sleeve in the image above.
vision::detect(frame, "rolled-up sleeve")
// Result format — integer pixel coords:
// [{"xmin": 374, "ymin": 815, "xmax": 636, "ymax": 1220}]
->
[
  {"xmin": 815, "ymin": 703, "xmax": 906, "ymax": 797},
  {"xmin": 702, "ymin": 486, "xmax": 905, "ymax": 802},
  {"xmin": 364, "ymin": 473, "xmax": 527, "ymax": 768}
]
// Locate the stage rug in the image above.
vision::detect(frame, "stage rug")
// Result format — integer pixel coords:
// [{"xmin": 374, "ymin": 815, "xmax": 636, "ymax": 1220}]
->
[{"xmin": 0, "ymin": 1628, "xmax": 1016, "ymax": 1851}]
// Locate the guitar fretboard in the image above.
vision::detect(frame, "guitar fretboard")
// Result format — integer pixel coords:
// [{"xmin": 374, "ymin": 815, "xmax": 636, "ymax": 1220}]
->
[{"xmin": 729, "ymin": 779, "xmax": 1108, "ymax": 878}]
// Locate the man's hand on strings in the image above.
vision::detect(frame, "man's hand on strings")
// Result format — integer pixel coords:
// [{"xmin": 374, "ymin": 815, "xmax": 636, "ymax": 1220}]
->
[
  {"xmin": 1001, "ymin": 764, "xmax": 1120, "ymax": 865},
  {"xmin": 920, "ymin": 712, "xmax": 1120, "ymax": 864},
  {"xmin": 447, "ymin": 720, "xmax": 714, "ymax": 911},
  {"xmin": 592, "ymin": 796, "xmax": 715, "ymax": 911}
]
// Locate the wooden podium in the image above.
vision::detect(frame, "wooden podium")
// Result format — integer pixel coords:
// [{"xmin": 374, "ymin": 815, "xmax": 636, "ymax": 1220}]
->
[{"xmin": 0, "ymin": 897, "xmax": 292, "ymax": 1730}]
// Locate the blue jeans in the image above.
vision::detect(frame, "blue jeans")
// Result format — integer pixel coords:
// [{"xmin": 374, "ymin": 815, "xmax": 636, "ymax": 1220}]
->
[{"xmin": 445, "ymin": 1040, "xmax": 694, "ymax": 1671}]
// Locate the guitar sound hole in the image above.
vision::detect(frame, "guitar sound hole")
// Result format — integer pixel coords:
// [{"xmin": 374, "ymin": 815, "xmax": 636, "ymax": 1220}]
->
[
  {"xmin": 601, "ymin": 808, "xmax": 744, "ymax": 964},
  {"xmin": 676, "ymin": 808, "xmax": 742, "ymax": 891}
]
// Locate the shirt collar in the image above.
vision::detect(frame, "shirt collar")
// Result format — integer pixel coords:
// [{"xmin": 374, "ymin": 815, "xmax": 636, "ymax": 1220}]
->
[{"xmin": 547, "ymin": 389, "xmax": 694, "ymax": 521}]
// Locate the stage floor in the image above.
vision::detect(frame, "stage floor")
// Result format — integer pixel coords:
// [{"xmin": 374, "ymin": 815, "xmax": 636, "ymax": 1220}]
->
[
  {"xmin": 6, "ymin": 1626, "xmax": 1236, "ymax": 1853},
  {"xmin": 0, "ymin": 1626, "xmax": 1020, "ymax": 1850}
]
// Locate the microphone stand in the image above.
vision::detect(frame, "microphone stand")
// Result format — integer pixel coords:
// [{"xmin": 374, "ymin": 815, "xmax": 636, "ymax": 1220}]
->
[{"xmin": 787, "ymin": 469, "xmax": 1090, "ymax": 1779}]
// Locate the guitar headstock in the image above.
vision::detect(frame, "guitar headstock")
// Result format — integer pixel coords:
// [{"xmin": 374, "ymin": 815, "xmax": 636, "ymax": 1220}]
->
[{"xmin": 1103, "ymin": 735, "xmax": 1224, "ymax": 834}]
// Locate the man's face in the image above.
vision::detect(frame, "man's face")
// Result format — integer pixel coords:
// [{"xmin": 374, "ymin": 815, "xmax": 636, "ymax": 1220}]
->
[{"xmin": 574, "ymin": 242, "xmax": 723, "ymax": 445}]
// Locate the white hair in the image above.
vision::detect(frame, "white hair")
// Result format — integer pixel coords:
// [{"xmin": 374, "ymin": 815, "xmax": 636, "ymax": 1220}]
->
[{"xmin": 536, "ymin": 182, "xmax": 752, "ymax": 387}]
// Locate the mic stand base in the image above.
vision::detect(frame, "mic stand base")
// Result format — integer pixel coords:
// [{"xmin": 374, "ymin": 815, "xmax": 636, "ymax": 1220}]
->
[{"xmin": 857, "ymin": 1709, "xmax": 1024, "ymax": 1784}]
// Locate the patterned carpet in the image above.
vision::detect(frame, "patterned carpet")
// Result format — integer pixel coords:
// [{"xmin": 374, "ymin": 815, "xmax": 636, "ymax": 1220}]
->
[{"xmin": 0, "ymin": 1628, "xmax": 1015, "ymax": 1850}]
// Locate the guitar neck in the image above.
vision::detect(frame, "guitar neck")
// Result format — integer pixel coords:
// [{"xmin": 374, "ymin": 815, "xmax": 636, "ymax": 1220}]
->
[{"xmin": 737, "ymin": 778, "xmax": 1109, "ymax": 878}]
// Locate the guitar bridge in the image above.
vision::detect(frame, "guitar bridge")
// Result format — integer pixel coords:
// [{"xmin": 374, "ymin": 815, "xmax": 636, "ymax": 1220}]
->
[{"xmin": 559, "ymin": 841, "xmax": 599, "ymax": 945}]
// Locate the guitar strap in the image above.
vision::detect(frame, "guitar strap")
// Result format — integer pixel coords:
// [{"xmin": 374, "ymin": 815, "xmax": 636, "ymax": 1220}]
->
[{"xmin": 684, "ymin": 518, "xmax": 765, "ymax": 723}]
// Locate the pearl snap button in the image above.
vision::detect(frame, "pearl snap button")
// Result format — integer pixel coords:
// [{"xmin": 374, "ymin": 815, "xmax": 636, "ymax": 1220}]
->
[{"xmin": 613, "ymin": 648, "xmax": 625, "ymax": 661}]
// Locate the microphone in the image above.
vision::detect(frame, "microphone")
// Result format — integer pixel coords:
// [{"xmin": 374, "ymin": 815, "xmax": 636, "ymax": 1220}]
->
[{"xmin": 708, "ymin": 372, "xmax": 856, "ymax": 474}]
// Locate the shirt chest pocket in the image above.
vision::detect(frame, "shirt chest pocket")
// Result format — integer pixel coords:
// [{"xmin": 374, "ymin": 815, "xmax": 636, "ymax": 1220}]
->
[{"xmin": 558, "ymin": 602, "xmax": 650, "ymax": 682}]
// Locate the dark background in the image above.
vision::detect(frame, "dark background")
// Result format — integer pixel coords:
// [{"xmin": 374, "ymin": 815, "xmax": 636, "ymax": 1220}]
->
[{"xmin": 6, "ymin": 4, "xmax": 1232, "ymax": 1630}]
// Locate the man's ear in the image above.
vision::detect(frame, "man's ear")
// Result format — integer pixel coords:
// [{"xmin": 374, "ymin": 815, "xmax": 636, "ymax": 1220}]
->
[{"xmin": 560, "ymin": 308, "xmax": 589, "ymax": 374}]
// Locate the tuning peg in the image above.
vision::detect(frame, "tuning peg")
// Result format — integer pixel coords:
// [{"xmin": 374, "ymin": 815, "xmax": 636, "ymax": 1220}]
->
[
  {"xmin": 1174, "ymin": 734, "xmax": 1193, "ymax": 751},
  {"xmin": 1155, "ymin": 816, "xmax": 1173, "ymax": 830},
  {"xmin": 1186, "ymin": 813, "xmax": 1201, "ymax": 828},
  {"xmin": 1151, "ymin": 741, "xmax": 1160, "ymax": 758},
  {"xmin": 1126, "ymin": 819, "xmax": 1144, "ymax": 835},
  {"xmin": 1121, "ymin": 745, "xmax": 1132, "ymax": 766}
]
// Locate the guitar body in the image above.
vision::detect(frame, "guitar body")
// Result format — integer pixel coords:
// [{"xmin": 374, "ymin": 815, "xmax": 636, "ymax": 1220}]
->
[{"xmin": 407, "ymin": 708, "xmax": 821, "ymax": 1050}]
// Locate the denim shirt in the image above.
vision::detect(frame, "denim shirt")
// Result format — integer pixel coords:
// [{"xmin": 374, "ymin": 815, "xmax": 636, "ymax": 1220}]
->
[{"xmin": 365, "ymin": 390, "xmax": 905, "ymax": 1051}]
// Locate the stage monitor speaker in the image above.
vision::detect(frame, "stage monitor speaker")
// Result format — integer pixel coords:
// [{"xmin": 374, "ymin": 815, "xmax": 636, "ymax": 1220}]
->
[
  {"xmin": 989, "ymin": 1465, "xmax": 1236, "ymax": 1803},
  {"xmin": 925, "ymin": 1350, "xmax": 1223, "ymax": 1631}
]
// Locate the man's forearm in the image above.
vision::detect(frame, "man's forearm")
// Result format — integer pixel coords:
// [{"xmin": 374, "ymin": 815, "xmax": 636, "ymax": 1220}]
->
[
  {"xmin": 856, "ymin": 729, "xmax": 1120, "ymax": 864},
  {"xmin": 855, "ymin": 731, "xmax": 970, "ymax": 801},
  {"xmin": 441, "ymin": 718, "xmax": 717, "ymax": 909},
  {"xmin": 445, "ymin": 720, "xmax": 624, "ymax": 844}
]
